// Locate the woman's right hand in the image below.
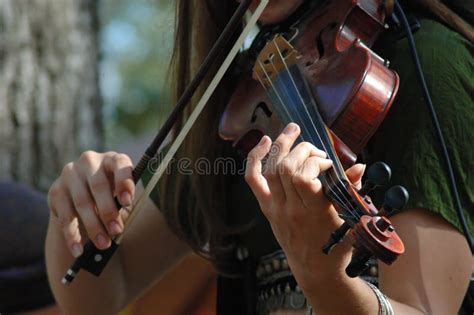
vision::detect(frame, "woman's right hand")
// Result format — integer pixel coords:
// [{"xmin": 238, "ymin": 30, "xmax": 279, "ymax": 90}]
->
[{"xmin": 48, "ymin": 151, "xmax": 135, "ymax": 258}]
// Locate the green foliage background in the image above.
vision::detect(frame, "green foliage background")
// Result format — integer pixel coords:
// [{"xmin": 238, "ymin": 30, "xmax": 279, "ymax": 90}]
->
[{"xmin": 99, "ymin": 0, "xmax": 175, "ymax": 147}]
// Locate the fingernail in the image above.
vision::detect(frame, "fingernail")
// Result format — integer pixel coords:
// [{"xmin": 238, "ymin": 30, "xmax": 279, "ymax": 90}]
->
[
  {"xmin": 96, "ymin": 234, "xmax": 109, "ymax": 249},
  {"xmin": 258, "ymin": 136, "xmax": 268, "ymax": 146},
  {"xmin": 361, "ymin": 164, "xmax": 367, "ymax": 174},
  {"xmin": 121, "ymin": 192, "xmax": 132, "ymax": 206},
  {"xmin": 283, "ymin": 123, "xmax": 297, "ymax": 135},
  {"xmin": 109, "ymin": 220, "xmax": 123, "ymax": 235},
  {"xmin": 71, "ymin": 243, "xmax": 83, "ymax": 258},
  {"xmin": 325, "ymin": 159, "xmax": 333, "ymax": 165}
]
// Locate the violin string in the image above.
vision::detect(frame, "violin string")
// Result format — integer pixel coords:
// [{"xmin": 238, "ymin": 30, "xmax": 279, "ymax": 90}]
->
[
  {"xmin": 256, "ymin": 60, "xmax": 305, "ymax": 144},
  {"xmin": 262, "ymin": 60, "xmax": 355, "ymax": 215},
  {"xmin": 255, "ymin": 61, "xmax": 350, "ymax": 213},
  {"xmin": 271, "ymin": 41, "xmax": 361, "ymax": 220},
  {"xmin": 257, "ymin": 55, "xmax": 356, "ymax": 217},
  {"xmin": 256, "ymin": 54, "xmax": 355, "ymax": 216},
  {"xmin": 274, "ymin": 59, "xmax": 361, "ymax": 221},
  {"xmin": 269, "ymin": 42, "xmax": 360, "ymax": 212}
]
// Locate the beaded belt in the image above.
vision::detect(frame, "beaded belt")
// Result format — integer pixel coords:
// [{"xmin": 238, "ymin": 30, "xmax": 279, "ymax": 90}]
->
[
  {"xmin": 250, "ymin": 249, "xmax": 380, "ymax": 315},
  {"xmin": 254, "ymin": 250, "xmax": 308, "ymax": 315}
]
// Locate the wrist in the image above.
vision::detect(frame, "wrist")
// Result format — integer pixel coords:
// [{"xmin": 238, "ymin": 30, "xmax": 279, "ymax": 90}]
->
[
  {"xmin": 301, "ymin": 276, "xmax": 380, "ymax": 315},
  {"xmin": 296, "ymin": 237, "xmax": 353, "ymax": 292},
  {"xmin": 297, "ymin": 265, "xmax": 349, "ymax": 300}
]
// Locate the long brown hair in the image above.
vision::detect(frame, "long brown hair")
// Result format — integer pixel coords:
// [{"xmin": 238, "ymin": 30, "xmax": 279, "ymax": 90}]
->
[{"xmin": 158, "ymin": 0, "xmax": 242, "ymax": 270}]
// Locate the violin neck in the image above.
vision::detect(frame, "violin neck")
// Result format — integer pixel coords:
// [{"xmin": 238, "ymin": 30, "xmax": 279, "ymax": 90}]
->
[
  {"xmin": 263, "ymin": 63, "xmax": 347, "ymax": 181},
  {"xmin": 261, "ymin": 63, "xmax": 371, "ymax": 225}
]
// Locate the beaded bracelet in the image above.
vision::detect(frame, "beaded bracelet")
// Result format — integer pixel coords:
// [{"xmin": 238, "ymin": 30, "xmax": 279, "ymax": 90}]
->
[
  {"xmin": 304, "ymin": 282, "xmax": 394, "ymax": 315},
  {"xmin": 366, "ymin": 281, "xmax": 394, "ymax": 315}
]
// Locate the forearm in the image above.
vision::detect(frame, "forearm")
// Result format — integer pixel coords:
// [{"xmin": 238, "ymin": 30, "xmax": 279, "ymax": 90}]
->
[
  {"xmin": 294, "ymin": 237, "xmax": 424, "ymax": 315},
  {"xmin": 45, "ymin": 216, "xmax": 127, "ymax": 315},
  {"xmin": 44, "ymin": 151, "xmax": 194, "ymax": 314}
]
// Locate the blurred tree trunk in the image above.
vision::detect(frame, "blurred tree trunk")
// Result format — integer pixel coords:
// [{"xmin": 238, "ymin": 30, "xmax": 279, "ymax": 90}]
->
[{"xmin": 0, "ymin": 0, "xmax": 102, "ymax": 191}]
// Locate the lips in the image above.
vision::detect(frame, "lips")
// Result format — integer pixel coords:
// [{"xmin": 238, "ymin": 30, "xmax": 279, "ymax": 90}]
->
[{"xmin": 233, "ymin": 129, "xmax": 264, "ymax": 157}]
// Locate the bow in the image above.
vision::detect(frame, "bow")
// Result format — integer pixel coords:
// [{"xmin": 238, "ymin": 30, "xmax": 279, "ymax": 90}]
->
[{"xmin": 62, "ymin": 0, "xmax": 269, "ymax": 285}]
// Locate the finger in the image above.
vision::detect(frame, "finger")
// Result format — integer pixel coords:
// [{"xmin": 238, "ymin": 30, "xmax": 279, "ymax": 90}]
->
[
  {"xmin": 78, "ymin": 152, "xmax": 124, "ymax": 236},
  {"xmin": 285, "ymin": 141, "xmax": 327, "ymax": 160},
  {"xmin": 292, "ymin": 156, "xmax": 333, "ymax": 208},
  {"xmin": 265, "ymin": 123, "xmax": 300, "ymax": 171},
  {"xmin": 87, "ymin": 167, "xmax": 124, "ymax": 236},
  {"xmin": 279, "ymin": 142, "xmax": 327, "ymax": 205},
  {"xmin": 263, "ymin": 123, "xmax": 300, "ymax": 204},
  {"xmin": 48, "ymin": 180, "xmax": 83, "ymax": 257},
  {"xmin": 345, "ymin": 163, "xmax": 366, "ymax": 190},
  {"xmin": 245, "ymin": 136, "xmax": 272, "ymax": 209},
  {"xmin": 63, "ymin": 164, "xmax": 111, "ymax": 250},
  {"xmin": 103, "ymin": 153, "xmax": 135, "ymax": 207},
  {"xmin": 48, "ymin": 179, "xmax": 62, "ymax": 218}
]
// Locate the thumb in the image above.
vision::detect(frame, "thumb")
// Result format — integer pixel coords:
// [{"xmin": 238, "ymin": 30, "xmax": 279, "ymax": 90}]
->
[{"xmin": 345, "ymin": 163, "xmax": 366, "ymax": 190}]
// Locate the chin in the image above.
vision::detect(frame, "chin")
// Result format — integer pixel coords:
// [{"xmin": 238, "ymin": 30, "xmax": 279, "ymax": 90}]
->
[
  {"xmin": 258, "ymin": 12, "xmax": 283, "ymax": 25},
  {"xmin": 255, "ymin": 0, "xmax": 302, "ymax": 25}
]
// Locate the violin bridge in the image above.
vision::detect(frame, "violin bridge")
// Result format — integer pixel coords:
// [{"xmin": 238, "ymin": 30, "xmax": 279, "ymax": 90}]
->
[{"xmin": 252, "ymin": 35, "xmax": 301, "ymax": 88}]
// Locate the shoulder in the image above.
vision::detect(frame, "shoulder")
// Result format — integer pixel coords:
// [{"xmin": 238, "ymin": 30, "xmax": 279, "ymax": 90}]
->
[{"xmin": 379, "ymin": 208, "xmax": 472, "ymax": 314}]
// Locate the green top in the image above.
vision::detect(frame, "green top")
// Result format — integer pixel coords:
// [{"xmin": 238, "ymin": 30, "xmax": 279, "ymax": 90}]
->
[{"xmin": 370, "ymin": 18, "xmax": 473, "ymax": 235}]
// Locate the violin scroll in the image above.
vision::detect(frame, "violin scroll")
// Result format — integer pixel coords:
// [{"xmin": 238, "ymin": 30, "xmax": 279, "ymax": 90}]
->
[
  {"xmin": 322, "ymin": 161, "xmax": 392, "ymax": 255},
  {"xmin": 348, "ymin": 215, "xmax": 404, "ymax": 277},
  {"xmin": 322, "ymin": 162, "xmax": 409, "ymax": 277}
]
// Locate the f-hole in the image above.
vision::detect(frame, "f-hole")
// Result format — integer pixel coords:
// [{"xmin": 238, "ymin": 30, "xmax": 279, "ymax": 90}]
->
[
  {"xmin": 251, "ymin": 101, "xmax": 273, "ymax": 123},
  {"xmin": 316, "ymin": 22, "xmax": 338, "ymax": 59}
]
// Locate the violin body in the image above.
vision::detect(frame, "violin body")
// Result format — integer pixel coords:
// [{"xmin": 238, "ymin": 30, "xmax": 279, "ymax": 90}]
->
[
  {"xmin": 295, "ymin": 0, "xmax": 399, "ymax": 154},
  {"xmin": 229, "ymin": 0, "xmax": 398, "ymax": 160}
]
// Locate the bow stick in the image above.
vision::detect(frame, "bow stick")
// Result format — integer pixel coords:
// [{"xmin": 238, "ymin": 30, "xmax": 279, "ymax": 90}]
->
[{"xmin": 62, "ymin": 0, "xmax": 269, "ymax": 285}]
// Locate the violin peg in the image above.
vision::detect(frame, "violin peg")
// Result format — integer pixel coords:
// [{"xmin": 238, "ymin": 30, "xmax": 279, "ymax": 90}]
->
[
  {"xmin": 367, "ymin": 161, "xmax": 392, "ymax": 186},
  {"xmin": 345, "ymin": 246, "xmax": 371, "ymax": 278},
  {"xmin": 321, "ymin": 222, "xmax": 350, "ymax": 254},
  {"xmin": 358, "ymin": 162, "xmax": 392, "ymax": 196},
  {"xmin": 381, "ymin": 185, "xmax": 409, "ymax": 215}
]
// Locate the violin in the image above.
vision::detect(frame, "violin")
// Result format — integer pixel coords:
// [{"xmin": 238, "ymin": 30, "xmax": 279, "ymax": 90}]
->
[{"xmin": 245, "ymin": 0, "xmax": 408, "ymax": 276}]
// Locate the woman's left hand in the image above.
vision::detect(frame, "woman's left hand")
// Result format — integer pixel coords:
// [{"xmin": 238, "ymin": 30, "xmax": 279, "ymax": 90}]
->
[{"xmin": 245, "ymin": 122, "xmax": 365, "ymax": 291}]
